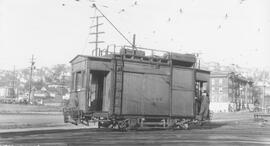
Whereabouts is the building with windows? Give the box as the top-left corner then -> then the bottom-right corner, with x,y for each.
210,71 -> 253,112
254,83 -> 270,110
0,86 -> 15,98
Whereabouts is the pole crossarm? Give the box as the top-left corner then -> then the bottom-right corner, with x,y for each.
89,32 -> 105,35
89,41 -> 105,44
90,23 -> 104,28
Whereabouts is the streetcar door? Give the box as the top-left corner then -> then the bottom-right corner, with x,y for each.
88,70 -> 109,112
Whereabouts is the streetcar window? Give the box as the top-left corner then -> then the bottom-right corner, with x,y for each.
76,71 -> 82,90
81,71 -> 85,88
71,73 -> 75,90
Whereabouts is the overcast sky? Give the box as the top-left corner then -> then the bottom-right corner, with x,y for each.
0,0 -> 269,70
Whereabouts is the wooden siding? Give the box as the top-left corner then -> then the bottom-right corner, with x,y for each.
69,55 -> 208,118
122,73 -> 170,115
102,72 -> 111,112
88,60 -> 112,71
196,71 -> 210,82
123,62 -> 169,75
72,61 -> 87,72
172,68 -> 195,117
122,73 -> 143,115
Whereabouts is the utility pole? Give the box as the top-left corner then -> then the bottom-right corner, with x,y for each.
61,75 -> 65,97
263,70 -> 266,110
95,16 -> 99,55
89,15 -> 105,56
132,34 -> 136,50
12,65 -> 16,98
28,55 -> 35,103
232,73 -> 236,107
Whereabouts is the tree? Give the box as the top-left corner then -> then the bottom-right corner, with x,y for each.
32,79 -> 46,90
51,64 -> 69,83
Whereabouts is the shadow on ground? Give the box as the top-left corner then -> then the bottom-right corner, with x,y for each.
191,121 -> 227,130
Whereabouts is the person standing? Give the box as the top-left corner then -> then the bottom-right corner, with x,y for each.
195,90 -> 201,116
198,91 -> 210,121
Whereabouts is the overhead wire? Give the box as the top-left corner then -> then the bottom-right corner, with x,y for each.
92,4 -> 133,46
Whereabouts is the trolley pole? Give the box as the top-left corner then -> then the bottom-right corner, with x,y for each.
28,55 -> 35,103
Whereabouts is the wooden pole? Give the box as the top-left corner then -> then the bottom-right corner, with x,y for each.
95,16 -> 99,56
132,34 -> 136,50
28,55 -> 35,102
12,65 -> 16,98
169,52 -> 173,124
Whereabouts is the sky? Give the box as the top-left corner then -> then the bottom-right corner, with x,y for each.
0,0 -> 270,70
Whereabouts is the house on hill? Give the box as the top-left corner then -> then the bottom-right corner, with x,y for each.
0,86 -> 15,98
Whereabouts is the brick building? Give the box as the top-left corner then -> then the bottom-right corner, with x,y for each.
210,71 -> 253,112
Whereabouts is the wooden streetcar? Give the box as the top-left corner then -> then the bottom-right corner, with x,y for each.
63,46 -> 210,131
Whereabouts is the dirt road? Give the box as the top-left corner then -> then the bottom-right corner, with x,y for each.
0,112 -> 270,146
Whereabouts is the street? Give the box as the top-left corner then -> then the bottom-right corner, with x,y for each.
0,113 -> 64,130
0,112 -> 270,146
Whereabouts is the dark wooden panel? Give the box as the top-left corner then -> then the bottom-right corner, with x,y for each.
88,60 -> 112,71
122,73 -> 143,115
77,90 -> 87,111
122,73 -> 170,116
171,53 -> 196,63
173,68 -> 194,90
102,72 -> 111,112
72,61 -> 87,72
123,62 -> 170,75
141,74 -> 170,115
196,71 -> 210,82
172,68 -> 195,117
172,90 -> 194,116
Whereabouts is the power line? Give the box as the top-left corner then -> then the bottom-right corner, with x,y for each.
92,4 -> 133,46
